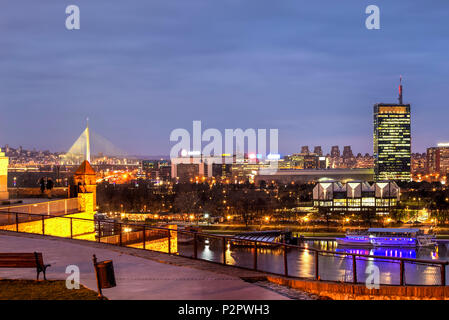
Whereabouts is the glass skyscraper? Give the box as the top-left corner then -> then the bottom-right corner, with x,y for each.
373,103 -> 411,182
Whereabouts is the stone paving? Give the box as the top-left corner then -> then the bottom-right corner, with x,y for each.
250,280 -> 324,300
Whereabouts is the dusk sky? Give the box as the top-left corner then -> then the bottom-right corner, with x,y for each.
1,0 -> 448,156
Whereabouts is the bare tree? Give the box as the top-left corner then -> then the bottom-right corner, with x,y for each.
174,192 -> 200,214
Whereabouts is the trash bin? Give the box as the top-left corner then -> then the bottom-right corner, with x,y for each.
96,260 -> 116,288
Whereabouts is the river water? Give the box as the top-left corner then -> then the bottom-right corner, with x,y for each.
178,237 -> 449,286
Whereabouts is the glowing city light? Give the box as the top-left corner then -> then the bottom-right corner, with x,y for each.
267,153 -> 281,160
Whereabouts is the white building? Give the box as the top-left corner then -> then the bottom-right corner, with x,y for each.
313,181 -> 400,215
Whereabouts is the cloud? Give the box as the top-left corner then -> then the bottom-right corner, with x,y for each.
1,0 -> 448,154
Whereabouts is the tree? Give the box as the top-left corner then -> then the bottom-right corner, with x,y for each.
174,192 -> 200,214
361,208 -> 376,227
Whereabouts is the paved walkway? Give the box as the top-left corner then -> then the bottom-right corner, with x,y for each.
0,233 -> 288,300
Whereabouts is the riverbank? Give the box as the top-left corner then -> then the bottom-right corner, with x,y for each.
200,224 -> 449,238
200,224 -> 344,237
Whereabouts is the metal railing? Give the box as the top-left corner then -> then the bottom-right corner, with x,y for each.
0,210 -> 447,286
0,198 -> 78,215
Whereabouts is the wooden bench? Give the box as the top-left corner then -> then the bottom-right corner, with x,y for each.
0,252 -> 51,280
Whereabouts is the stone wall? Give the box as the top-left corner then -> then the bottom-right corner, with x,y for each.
267,276 -> 449,300
0,193 -> 95,240
127,225 -> 178,253
78,192 -> 94,213
0,151 -> 9,200
100,224 -> 178,254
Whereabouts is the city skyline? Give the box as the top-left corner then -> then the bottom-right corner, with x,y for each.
2,0 -> 449,305
2,1 -> 449,155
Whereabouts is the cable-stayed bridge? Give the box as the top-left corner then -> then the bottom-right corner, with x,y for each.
61,121 -> 128,165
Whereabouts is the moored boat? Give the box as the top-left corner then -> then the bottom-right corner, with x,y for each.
337,228 -> 436,248
336,230 -> 372,247
368,228 -> 436,247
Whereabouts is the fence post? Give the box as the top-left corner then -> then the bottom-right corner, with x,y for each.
167,229 -> 171,254
441,263 -> 446,286
253,241 -> 258,271
119,223 -> 122,246
400,260 -> 405,286
193,232 -> 198,259
352,255 -> 357,284
15,213 -> 19,232
315,251 -> 319,280
143,226 -> 146,250
65,199 -> 67,214
222,237 -> 226,265
42,215 -> 45,235
70,218 -> 73,239
283,243 -> 288,277
97,221 -> 101,243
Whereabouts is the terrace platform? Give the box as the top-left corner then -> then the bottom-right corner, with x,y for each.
0,232 -> 288,300
0,198 -> 52,207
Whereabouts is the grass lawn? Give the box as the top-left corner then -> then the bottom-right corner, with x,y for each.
0,280 -> 101,300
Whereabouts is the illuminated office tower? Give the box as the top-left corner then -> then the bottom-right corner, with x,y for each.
343,146 -> 354,159
313,146 -> 323,156
373,78 -> 411,182
300,146 -> 310,154
330,146 -> 340,158
427,143 -> 449,176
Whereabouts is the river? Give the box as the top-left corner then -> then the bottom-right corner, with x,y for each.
178,237 -> 449,286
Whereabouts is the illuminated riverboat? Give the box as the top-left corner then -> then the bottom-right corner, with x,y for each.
368,228 -> 436,247
336,230 -> 372,247
337,228 -> 436,248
